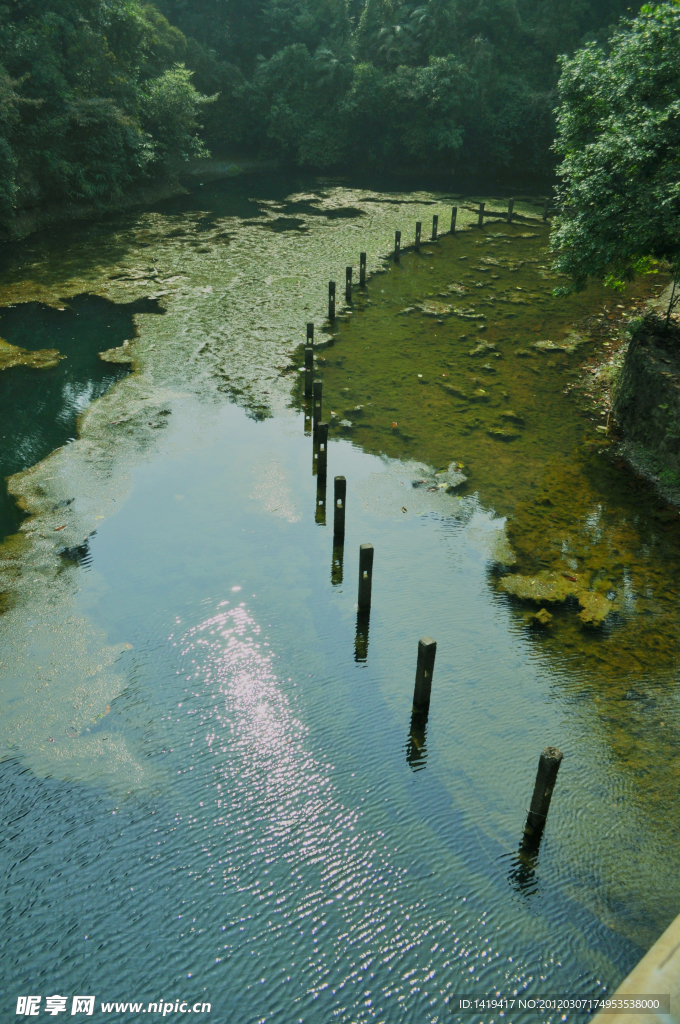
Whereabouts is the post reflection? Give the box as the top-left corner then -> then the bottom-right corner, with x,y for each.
506,841 -> 541,897
303,400 -> 312,437
354,608 -> 370,662
406,710 -> 428,771
331,541 -> 344,586
315,473 -> 326,525
505,807 -> 548,896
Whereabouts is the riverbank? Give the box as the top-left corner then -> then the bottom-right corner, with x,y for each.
568,281 -> 680,505
0,157 -> 277,243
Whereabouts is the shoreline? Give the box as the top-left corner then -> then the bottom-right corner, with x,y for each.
0,157 -> 278,244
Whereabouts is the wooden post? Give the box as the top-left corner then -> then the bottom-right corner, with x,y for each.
317,422 -> 328,479
415,221 -> 422,250
524,747 -> 563,839
333,476 -> 346,538
313,379 -> 322,437
507,198 -> 514,224
345,266 -> 352,303
478,202 -> 485,227
431,214 -> 438,241
543,198 -> 550,221
412,637 -> 436,713
328,280 -> 335,321
394,230 -> 401,261
306,322 -> 314,345
360,252 -> 366,287
304,345 -> 313,397
450,207 -> 457,234
357,543 -> 374,610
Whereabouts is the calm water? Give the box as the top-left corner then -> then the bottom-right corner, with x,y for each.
0,175 -> 678,1023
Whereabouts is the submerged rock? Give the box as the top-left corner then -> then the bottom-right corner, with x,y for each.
576,590 -> 612,626
501,570 -> 579,603
435,461 -> 468,491
529,607 -> 553,627
488,428 -> 520,440
500,410 -> 525,424
0,338 -> 64,371
500,570 -> 612,625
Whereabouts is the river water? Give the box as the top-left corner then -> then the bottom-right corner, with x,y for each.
0,173 -> 678,1023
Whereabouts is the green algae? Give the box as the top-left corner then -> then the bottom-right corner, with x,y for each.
0,337 -> 64,370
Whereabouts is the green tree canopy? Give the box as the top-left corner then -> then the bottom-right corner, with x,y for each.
551,1 -> 680,311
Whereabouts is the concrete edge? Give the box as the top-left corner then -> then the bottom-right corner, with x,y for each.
590,914 -> 680,1024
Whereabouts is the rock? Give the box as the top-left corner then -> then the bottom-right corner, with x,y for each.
434,461 -> 468,491
576,590 -> 612,626
500,571 -> 612,625
501,410 -> 525,424
468,342 -> 497,356
500,570 -> 579,603
419,301 -> 453,317
529,607 -> 553,626
441,383 -> 469,400
533,340 -> 562,352
488,428 -> 520,440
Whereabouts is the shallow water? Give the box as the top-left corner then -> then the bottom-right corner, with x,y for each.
0,176 -> 678,1023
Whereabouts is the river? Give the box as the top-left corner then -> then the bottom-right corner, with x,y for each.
0,172 -> 678,1023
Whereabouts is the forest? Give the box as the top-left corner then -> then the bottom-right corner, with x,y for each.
0,0 -> 648,224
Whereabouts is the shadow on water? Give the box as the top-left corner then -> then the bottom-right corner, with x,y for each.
0,294 -> 163,541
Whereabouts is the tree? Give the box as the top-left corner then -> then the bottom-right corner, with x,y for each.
551,1 -> 680,323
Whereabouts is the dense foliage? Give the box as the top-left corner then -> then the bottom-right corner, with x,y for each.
156,0 -> 641,175
0,0 -> 647,227
0,0 -> 212,221
551,1 -> 680,318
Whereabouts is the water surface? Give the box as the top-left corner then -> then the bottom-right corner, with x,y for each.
0,177 -> 677,1023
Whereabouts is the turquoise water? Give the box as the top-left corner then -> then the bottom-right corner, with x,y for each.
0,175 -> 677,1023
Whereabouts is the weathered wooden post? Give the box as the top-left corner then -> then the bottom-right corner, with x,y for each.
328,280 -> 336,321
307,322 -> 314,345
450,207 -> 457,234
345,266 -> 352,303
394,230 -> 401,261
412,637 -> 436,713
523,746 -> 563,843
431,214 -> 438,241
333,476 -> 346,538
360,252 -> 367,287
542,197 -> 550,221
478,202 -> 485,227
507,198 -> 515,224
317,422 -> 328,479
313,379 -> 322,438
304,344 -> 314,397
357,543 -> 374,610
415,221 -> 422,250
